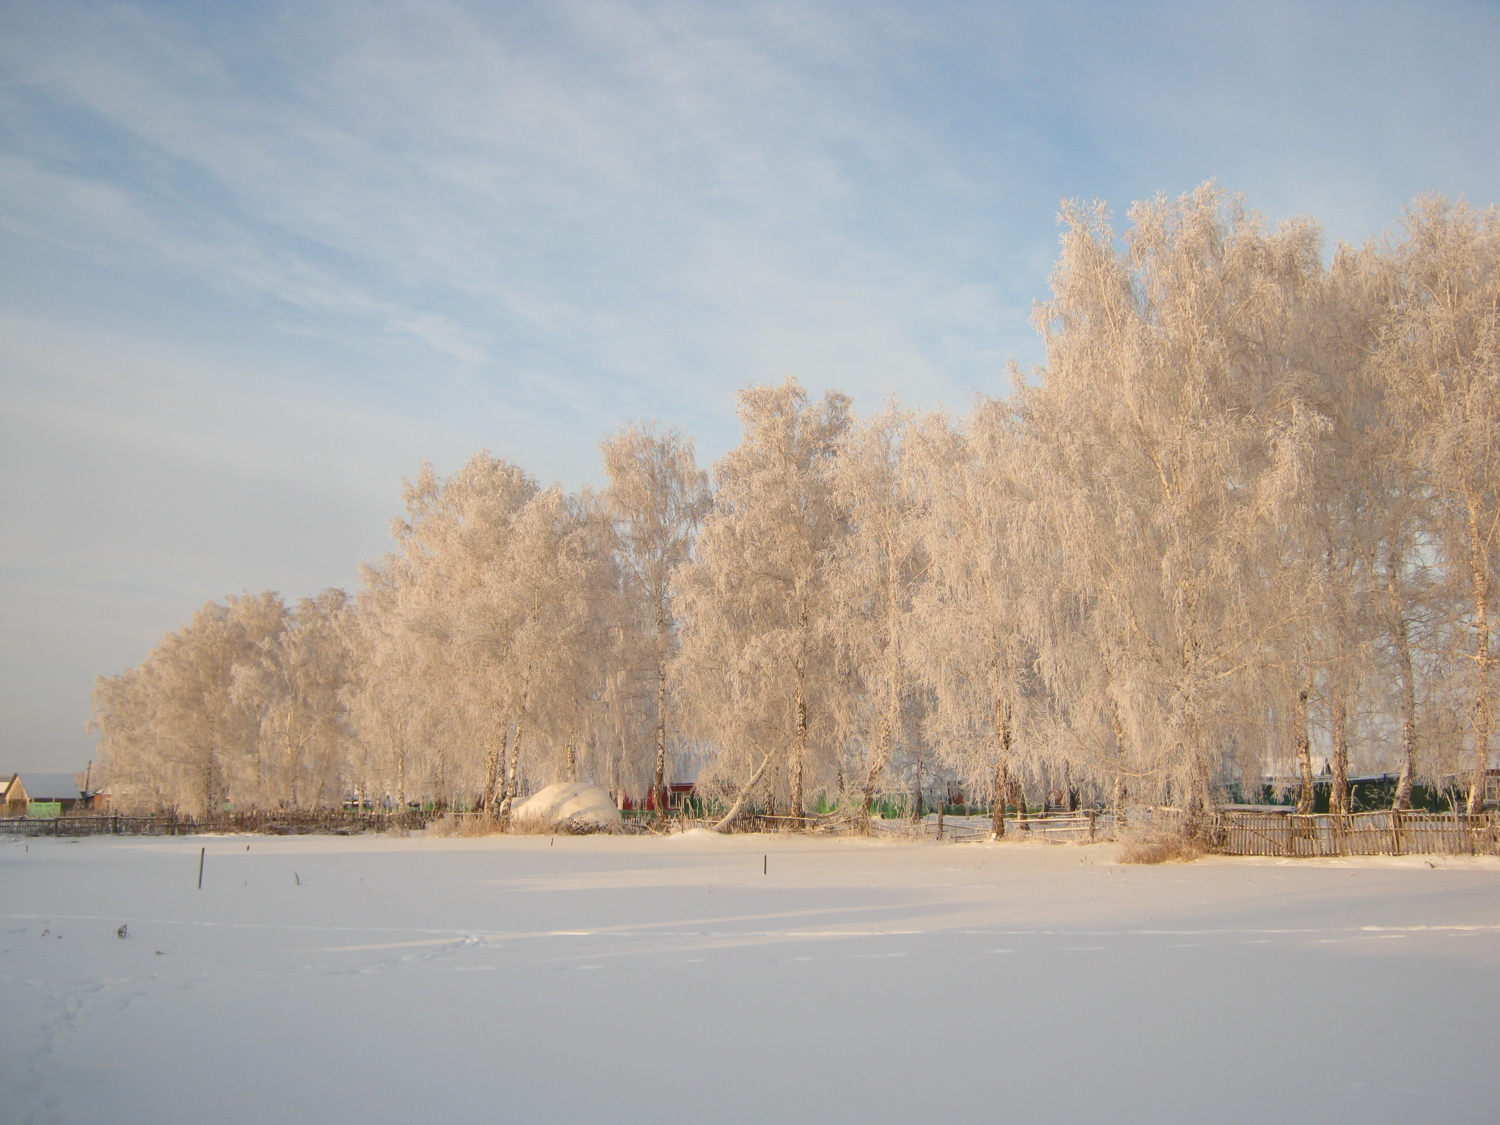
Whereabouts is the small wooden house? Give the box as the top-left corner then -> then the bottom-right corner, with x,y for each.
1,772 -> 88,816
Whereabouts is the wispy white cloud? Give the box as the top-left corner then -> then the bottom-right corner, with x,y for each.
0,0 -> 1037,411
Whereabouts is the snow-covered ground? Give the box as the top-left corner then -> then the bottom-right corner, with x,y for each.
4,830 -> 1497,1125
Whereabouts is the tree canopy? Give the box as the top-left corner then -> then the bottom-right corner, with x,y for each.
94,187 -> 1500,823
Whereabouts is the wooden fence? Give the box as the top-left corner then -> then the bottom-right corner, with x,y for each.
1209,809 -> 1499,857
867,812 -> 1108,842
7,806 -> 1493,857
0,809 -> 440,837
0,814 -> 180,837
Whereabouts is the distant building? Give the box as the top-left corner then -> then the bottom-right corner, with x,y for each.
1,772 -> 99,816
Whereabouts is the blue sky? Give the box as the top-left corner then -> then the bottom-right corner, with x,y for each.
2,0 -> 1497,770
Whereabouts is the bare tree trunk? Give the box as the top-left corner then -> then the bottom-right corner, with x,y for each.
910,738 -> 923,824
1109,700 -> 1128,823
202,759 -> 216,819
1295,682 -> 1314,813
762,759 -> 779,819
499,673 -> 534,823
481,726 -> 505,813
651,615 -> 669,817
790,677 -> 807,823
1330,691 -> 1350,815
1469,696 -> 1493,816
713,750 -> 779,831
1466,505 -> 1494,815
991,757 -> 1008,838
1392,614 -> 1417,812
396,743 -> 406,813
205,713 -> 222,816
498,719 -> 523,821
861,690 -> 897,823
991,700 -> 1012,839
1183,723 -> 1215,830
285,718 -> 298,810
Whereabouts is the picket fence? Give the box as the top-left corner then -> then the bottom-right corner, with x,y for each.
863,808 -> 1498,856
1208,809 -> 1498,858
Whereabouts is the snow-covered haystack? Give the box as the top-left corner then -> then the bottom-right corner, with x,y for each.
511,782 -> 623,834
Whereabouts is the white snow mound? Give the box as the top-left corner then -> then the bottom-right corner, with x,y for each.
511,782 -> 623,833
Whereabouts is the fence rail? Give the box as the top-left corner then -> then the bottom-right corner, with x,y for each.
1209,810 -> 1498,857
865,808 -> 1499,856
6,806 -> 1493,857
865,812 -> 1108,842
0,809 -> 440,838
0,814 -> 180,837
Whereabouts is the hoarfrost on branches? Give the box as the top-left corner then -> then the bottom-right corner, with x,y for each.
92,187 -> 1499,822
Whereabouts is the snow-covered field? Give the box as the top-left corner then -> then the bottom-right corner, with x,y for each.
4,831 -> 1497,1125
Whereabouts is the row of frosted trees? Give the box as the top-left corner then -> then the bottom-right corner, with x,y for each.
93,186 -> 1499,829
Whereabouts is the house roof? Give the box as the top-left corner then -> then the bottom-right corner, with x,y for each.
12,773 -> 84,801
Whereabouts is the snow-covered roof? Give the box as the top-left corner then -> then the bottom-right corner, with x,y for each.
14,773 -> 84,801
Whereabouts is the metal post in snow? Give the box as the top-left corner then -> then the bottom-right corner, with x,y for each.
197,847 -> 205,890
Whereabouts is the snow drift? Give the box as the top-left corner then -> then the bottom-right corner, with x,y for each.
510,782 -> 622,833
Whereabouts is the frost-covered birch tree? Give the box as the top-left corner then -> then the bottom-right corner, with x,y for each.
906,401 -> 1043,835
1378,198 -> 1500,812
827,405 -> 928,821
93,592 -> 289,814
488,486 -> 617,818
674,379 -> 852,828
354,455 -> 539,811
231,589 -> 353,809
601,423 -> 710,814
1025,186 -> 1326,822
354,455 -> 616,818
92,185 -> 1495,826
